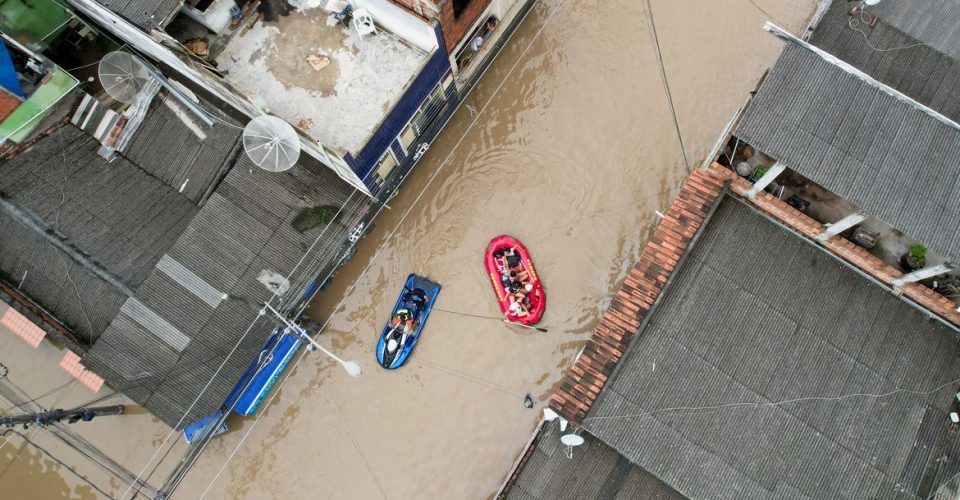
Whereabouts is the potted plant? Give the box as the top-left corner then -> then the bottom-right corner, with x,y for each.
901,244 -> 927,271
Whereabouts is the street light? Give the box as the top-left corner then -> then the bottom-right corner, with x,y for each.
261,304 -> 363,377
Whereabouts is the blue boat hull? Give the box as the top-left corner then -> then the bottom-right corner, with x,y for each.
376,274 -> 441,369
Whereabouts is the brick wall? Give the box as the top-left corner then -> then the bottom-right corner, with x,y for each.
438,0 -> 493,54
0,88 -> 21,123
388,0 -> 491,53
388,0 -> 434,21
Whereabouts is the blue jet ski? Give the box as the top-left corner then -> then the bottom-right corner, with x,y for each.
376,274 -> 441,369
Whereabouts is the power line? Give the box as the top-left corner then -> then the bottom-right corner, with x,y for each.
124,152 -> 389,500
0,429 -> 115,499
197,0 -> 573,496
582,376 -> 960,423
644,0 -> 690,174
1,380 -> 74,413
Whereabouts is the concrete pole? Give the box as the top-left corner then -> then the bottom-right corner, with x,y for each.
892,263 -> 954,287
746,162 -> 786,199
815,212 -> 866,242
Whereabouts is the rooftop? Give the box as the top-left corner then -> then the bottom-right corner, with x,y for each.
869,0 -> 960,63
518,169 -> 960,500
122,95 -> 243,202
734,41 -> 960,262
506,422 -> 682,500
81,152 -> 370,427
93,0 -> 181,31
0,124 -> 199,344
810,0 -> 960,123
584,196 -> 960,499
212,8 -> 428,153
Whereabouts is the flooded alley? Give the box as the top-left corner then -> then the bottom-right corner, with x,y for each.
2,0 -> 817,498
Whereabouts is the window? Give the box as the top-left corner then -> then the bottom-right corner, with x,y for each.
453,15 -> 498,71
398,82 -> 449,151
375,150 -> 398,183
453,0 -> 472,18
400,124 -> 417,152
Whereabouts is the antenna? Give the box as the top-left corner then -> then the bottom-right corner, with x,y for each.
561,433 -> 584,458
243,116 -> 301,172
98,51 -> 150,103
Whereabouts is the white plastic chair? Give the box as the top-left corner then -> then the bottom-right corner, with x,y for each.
352,8 -> 377,39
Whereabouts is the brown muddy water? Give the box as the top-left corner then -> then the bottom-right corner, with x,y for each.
1,0 -> 816,498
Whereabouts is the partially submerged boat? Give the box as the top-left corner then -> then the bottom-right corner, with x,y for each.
485,235 -> 545,325
376,274 -> 441,369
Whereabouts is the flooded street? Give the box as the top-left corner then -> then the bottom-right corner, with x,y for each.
2,0 -> 816,498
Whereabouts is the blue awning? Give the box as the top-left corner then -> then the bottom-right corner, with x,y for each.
0,43 -> 25,99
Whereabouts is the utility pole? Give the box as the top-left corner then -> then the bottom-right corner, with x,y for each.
1,405 -> 124,427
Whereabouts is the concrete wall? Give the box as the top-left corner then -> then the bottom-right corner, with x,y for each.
390,0 -> 494,54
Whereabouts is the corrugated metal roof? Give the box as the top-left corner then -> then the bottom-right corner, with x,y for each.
122,97 -> 243,203
93,0 -> 182,31
582,198 -> 960,500
870,0 -> 960,63
811,0 -> 960,124
736,42 -> 960,261
506,422 -> 683,500
83,153 -> 370,427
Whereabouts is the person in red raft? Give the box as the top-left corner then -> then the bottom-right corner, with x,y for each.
493,248 -> 536,318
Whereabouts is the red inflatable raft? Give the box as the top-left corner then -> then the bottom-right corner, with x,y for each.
485,235 -> 546,326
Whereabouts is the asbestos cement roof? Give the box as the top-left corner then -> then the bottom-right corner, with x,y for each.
506,422 -> 683,500
82,153 -> 370,427
582,197 -> 960,500
734,42 -> 960,261
0,125 -> 199,344
123,96 -> 243,203
868,0 -> 960,63
94,0 -> 182,31
810,0 -> 960,123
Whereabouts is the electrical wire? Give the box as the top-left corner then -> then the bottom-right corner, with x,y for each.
0,430 -> 115,499
196,1 -> 573,496
1,380 -> 76,413
582,376 -> 960,423
121,145 -> 385,500
848,10 -> 925,53
644,0 -> 690,174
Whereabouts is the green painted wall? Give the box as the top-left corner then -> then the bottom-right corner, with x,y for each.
0,66 -> 77,141
0,0 -> 72,44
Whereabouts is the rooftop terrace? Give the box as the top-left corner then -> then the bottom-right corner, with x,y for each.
213,8 -> 428,153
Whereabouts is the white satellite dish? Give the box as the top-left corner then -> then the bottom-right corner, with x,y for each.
243,116 -> 301,172
560,434 -> 584,446
98,51 -> 151,103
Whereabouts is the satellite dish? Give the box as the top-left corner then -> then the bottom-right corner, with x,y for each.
560,434 -> 584,446
98,52 -> 150,103
243,116 -> 301,172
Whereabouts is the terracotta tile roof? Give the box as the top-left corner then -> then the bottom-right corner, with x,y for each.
1,307 -> 46,348
548,169 -> 728,425
59,351 -> 105,393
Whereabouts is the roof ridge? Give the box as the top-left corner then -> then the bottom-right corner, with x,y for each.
549,169 -> 727,424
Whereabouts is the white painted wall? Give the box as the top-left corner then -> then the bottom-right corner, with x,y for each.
352,0 -> 437,52
180,0 -> 237,34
